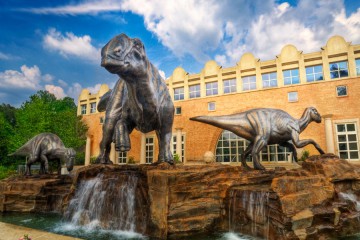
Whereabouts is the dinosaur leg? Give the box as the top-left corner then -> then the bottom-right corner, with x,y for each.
251,136 -> 267,170
25,155 -> 37,176
241,142 -> 253,170
96,80 -> 126,164
114,120 -> 132,152
39,161 -> 46,174
156,128 -> 174,165
281,141 -> 298,162
291,130 -> 325,155
40,154 -> 49,174
57,159 -> 61,175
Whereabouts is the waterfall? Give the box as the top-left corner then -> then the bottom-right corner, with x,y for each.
228,188 -> 270,238
64,173 -> 139,231
339,192 -> 360,211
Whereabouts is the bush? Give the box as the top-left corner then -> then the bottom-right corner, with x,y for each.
74,152 -> 85,165
299,150 -> 310,162
173,153 -> 182,164
128,156 -> 135,164
0,165 -> 16,180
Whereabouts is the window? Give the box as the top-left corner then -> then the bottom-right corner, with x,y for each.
174,87 -> 184,101
100,117 -> 104,124
283,69 -> 300,85
189,84 -> 201,98
288,92 -> 298,102
330,61 -> 348,79
118,152 -> 127,164
206,82 -> 218,96
208,102 -> 216,111
223,79 -> 237,94
81,104 -> 87,115
215,130 -> 291,163
262,72 -> 277,88
172,134 -> 185,162
336,86 -> 348,97
336,123 -> 359,160
306,65 -> 323,82
90,102 -> 96,113
145,137 -> 154,163
175,106 -> 182,115
242,75 -> 256,91
356,59 -> 360,76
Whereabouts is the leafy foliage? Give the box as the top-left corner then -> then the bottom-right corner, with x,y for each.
0,91 -> 88,171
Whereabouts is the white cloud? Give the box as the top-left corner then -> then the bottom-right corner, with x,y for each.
0,52 -> 10,60
45,84 -> 66,99
87,83 -> 102,94
43,28 -> 100,63
42,74 -> 54,83
158,70 -> 166,80
58,79 -> 68,87
23,0 -> 360,68
0,65 -> 42,90
67,82 -> 83,101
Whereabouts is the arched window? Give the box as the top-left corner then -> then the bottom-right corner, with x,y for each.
215,130 -> 293,163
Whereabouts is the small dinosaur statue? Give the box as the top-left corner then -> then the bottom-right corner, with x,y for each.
190,107 -> 325,170
96,33 -> 174,164
9,133 -> 75,175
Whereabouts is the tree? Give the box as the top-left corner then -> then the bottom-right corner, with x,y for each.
6,91 -> 88,167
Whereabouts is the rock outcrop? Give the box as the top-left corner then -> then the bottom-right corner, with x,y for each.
1,154 -> 360,240
0,175 -> 72,212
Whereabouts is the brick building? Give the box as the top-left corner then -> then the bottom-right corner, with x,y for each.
78,35 -> 360,167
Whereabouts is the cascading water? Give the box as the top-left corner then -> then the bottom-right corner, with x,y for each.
228,187 -> 270,239
339,191 -> 360,211
64,173 -> 145,233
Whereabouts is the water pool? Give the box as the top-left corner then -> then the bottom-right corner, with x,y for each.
0,212 -> 260,240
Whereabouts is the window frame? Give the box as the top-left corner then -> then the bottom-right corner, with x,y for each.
81,104 -> 87,115
174,87 -> 185,101
329,61 -> 349,79
90,102 -> 96,114
208,102 -> 216,111
262,72 -> 277,88
223,78 -> 237,94
117,151 -> 127,164
334,120 -> 360,161
305,65 -> 324,82
175,106 -> 182,115
145,136 -> 155,164
205,82 -> 218,96
189,84 -> 201,99
288,91 -> 298,102
336,85 -> 348,97
242,75 -> 256,91
283,68 -> 300,85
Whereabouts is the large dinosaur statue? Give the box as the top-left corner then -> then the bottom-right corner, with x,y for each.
9,133 -> 75,175
96,33 -> 174,164
190,107 -> 325,170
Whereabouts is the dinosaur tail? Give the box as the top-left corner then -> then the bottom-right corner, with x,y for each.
190,115 -> 237,130
7,141 -> 32,157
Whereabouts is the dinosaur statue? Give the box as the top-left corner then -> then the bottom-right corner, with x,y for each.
190,107 -> 325,170
9,133 -> 75,176
96,33 -> 174,164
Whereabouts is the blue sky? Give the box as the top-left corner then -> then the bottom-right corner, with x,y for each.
0,0 -> 359,106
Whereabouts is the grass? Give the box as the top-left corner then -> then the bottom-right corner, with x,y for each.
0,165 -> 17,180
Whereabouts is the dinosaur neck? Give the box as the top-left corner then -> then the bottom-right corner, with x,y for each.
298,109 -> 312,132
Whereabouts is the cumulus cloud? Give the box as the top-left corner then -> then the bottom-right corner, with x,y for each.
43,28 -> 100,63
158,70 -> 166,80
0,65 -> 42,90
22,0 -> 360,67
58,79 -> 68,87
45,84 -> 66,99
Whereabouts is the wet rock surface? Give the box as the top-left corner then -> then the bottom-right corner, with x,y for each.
1,155 -> 360,239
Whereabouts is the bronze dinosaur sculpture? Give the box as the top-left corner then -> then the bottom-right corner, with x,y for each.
96,33 -> 174,164
190,107 -> 325,170
9,133 -> 75,175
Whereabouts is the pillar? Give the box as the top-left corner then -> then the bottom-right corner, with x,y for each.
176,128 -> 183,162
140,133 -> 146,164
324,114 -> 335,154
110,142 -> 116,163
85,135 -> 91,166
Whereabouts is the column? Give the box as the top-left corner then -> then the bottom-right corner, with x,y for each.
324,114 -> 335,154
140,133 -> 146,164
85,135 -> 91,166
110,142 -> 116,163
176,128 -> 183,162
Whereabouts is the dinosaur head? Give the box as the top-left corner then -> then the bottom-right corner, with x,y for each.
101,33 -> 148,79
65,148 -> 76,172
308,107 -> 322,123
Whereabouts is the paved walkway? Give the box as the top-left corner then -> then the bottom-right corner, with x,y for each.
0,222 -> 82,240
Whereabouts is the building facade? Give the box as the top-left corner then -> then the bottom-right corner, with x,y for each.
78,35 -> 360,166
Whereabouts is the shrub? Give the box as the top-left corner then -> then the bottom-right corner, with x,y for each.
173,153 -> 182,164
299,150 -> 310,162
128,156 -> 135,164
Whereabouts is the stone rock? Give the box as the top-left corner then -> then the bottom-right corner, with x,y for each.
203,151 -> 215,163
302,154 -> 360,182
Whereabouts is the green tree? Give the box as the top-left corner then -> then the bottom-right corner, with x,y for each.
7,91 -> 88,167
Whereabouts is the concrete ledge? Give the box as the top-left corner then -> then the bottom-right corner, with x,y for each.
0,222 -> 82,240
